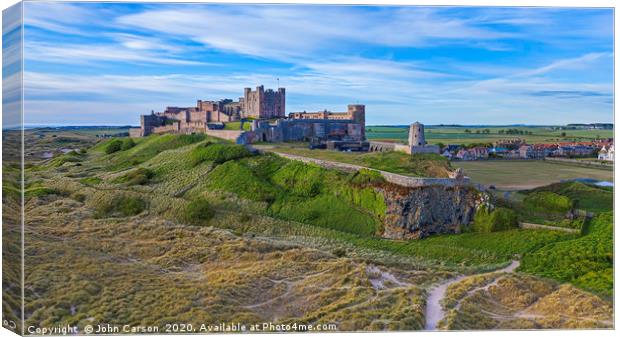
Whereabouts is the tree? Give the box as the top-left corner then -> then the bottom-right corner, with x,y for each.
464,129 -> 471,133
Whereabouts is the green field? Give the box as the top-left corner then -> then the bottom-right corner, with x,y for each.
452,160 -> 612,190
366,126 -> 613,145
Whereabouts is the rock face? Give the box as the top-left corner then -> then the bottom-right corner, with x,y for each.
377,184 -> 488,240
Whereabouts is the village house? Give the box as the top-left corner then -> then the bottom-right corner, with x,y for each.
519,144 -> 558,159
455,147 -> 488,160
598,144 -> 614,161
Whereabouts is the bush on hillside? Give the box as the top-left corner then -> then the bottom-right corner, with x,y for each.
472,207 -> 518,233
190,143 -> 252,166
523,191 -> 573,214
46,151 -> 84,167
120,138 -> 136,151
179,198 -> 214,225
93,194 -> 146,218
350,169 -> 386,186
114,168 -> 154,185
104,139 -> 123,154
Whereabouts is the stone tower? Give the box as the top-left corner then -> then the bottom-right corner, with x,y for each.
408,122 -> 425,147
242,85 -> 285,119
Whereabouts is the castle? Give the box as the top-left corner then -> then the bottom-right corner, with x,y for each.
130,86 -> 366,147
130,85 -> 287,137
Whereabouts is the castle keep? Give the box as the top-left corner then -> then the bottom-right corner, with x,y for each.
243,85 -> 286,119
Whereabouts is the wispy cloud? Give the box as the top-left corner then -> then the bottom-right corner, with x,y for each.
18,3 -> 614,125
116,5 -> 516,61
24,41 -> 209,66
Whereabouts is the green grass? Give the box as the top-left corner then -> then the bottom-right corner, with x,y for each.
203,156 -> 382,236
523,192 -> 573,214
97,134 -> 213,171
526,182 -> 613,213
259,143 -> 452,177
79,176 -> 102,186
43,151 -> 85,168
471,207 -> 518,233
327,227 -> 576,268
178,198 -> 214,225
104,139 -> 123,154
452,160 -> 612,190
189,143 -> 253,166
520,212 -> 613,297
223,121 -> 251,131
112,168 -> 155,186
91,193 -> 146,218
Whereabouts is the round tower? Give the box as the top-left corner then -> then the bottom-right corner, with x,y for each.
408,122 -> 425,147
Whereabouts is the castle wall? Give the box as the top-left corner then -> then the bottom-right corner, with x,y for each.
203,129 -> 244,142
129,128 -> 143,138
152,124 -> 179,134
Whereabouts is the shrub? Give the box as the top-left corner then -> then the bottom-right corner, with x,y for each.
92,193 -> 146,218
79,177 -> 102,186
180,198 -> 214,225
189,143 -> 252,166
114,168 -> 154,185
104,139 -> 123,154
523,191 -> 573,214
350,169 -> 385,186
24,187 -> 60,199
46,151 -> 84,167
472,207 -> 518,233
120,138 -> 136,151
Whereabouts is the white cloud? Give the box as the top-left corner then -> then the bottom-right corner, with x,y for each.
23,41 -> 208,66
116,5 -> 515,61
517,52 -> 612,77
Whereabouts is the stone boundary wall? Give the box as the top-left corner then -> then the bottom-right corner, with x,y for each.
268,151 -> 470,188
204,129 -> 244,142
519,222 -> 580,234
544,157 -> 613,169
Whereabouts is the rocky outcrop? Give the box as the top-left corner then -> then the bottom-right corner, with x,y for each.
377,184 -> 489,240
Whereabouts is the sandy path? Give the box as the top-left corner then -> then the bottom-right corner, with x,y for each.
424,260 -> 520,330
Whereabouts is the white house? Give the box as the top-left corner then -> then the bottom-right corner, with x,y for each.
598,144 -> 614,161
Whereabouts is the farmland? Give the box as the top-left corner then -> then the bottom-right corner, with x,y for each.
366,125 -> 613,145
452,160 -> 612,190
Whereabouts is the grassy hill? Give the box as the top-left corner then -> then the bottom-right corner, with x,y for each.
15,132 -> 613,330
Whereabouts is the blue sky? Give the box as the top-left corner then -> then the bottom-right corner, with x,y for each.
16,2 -> 614,126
